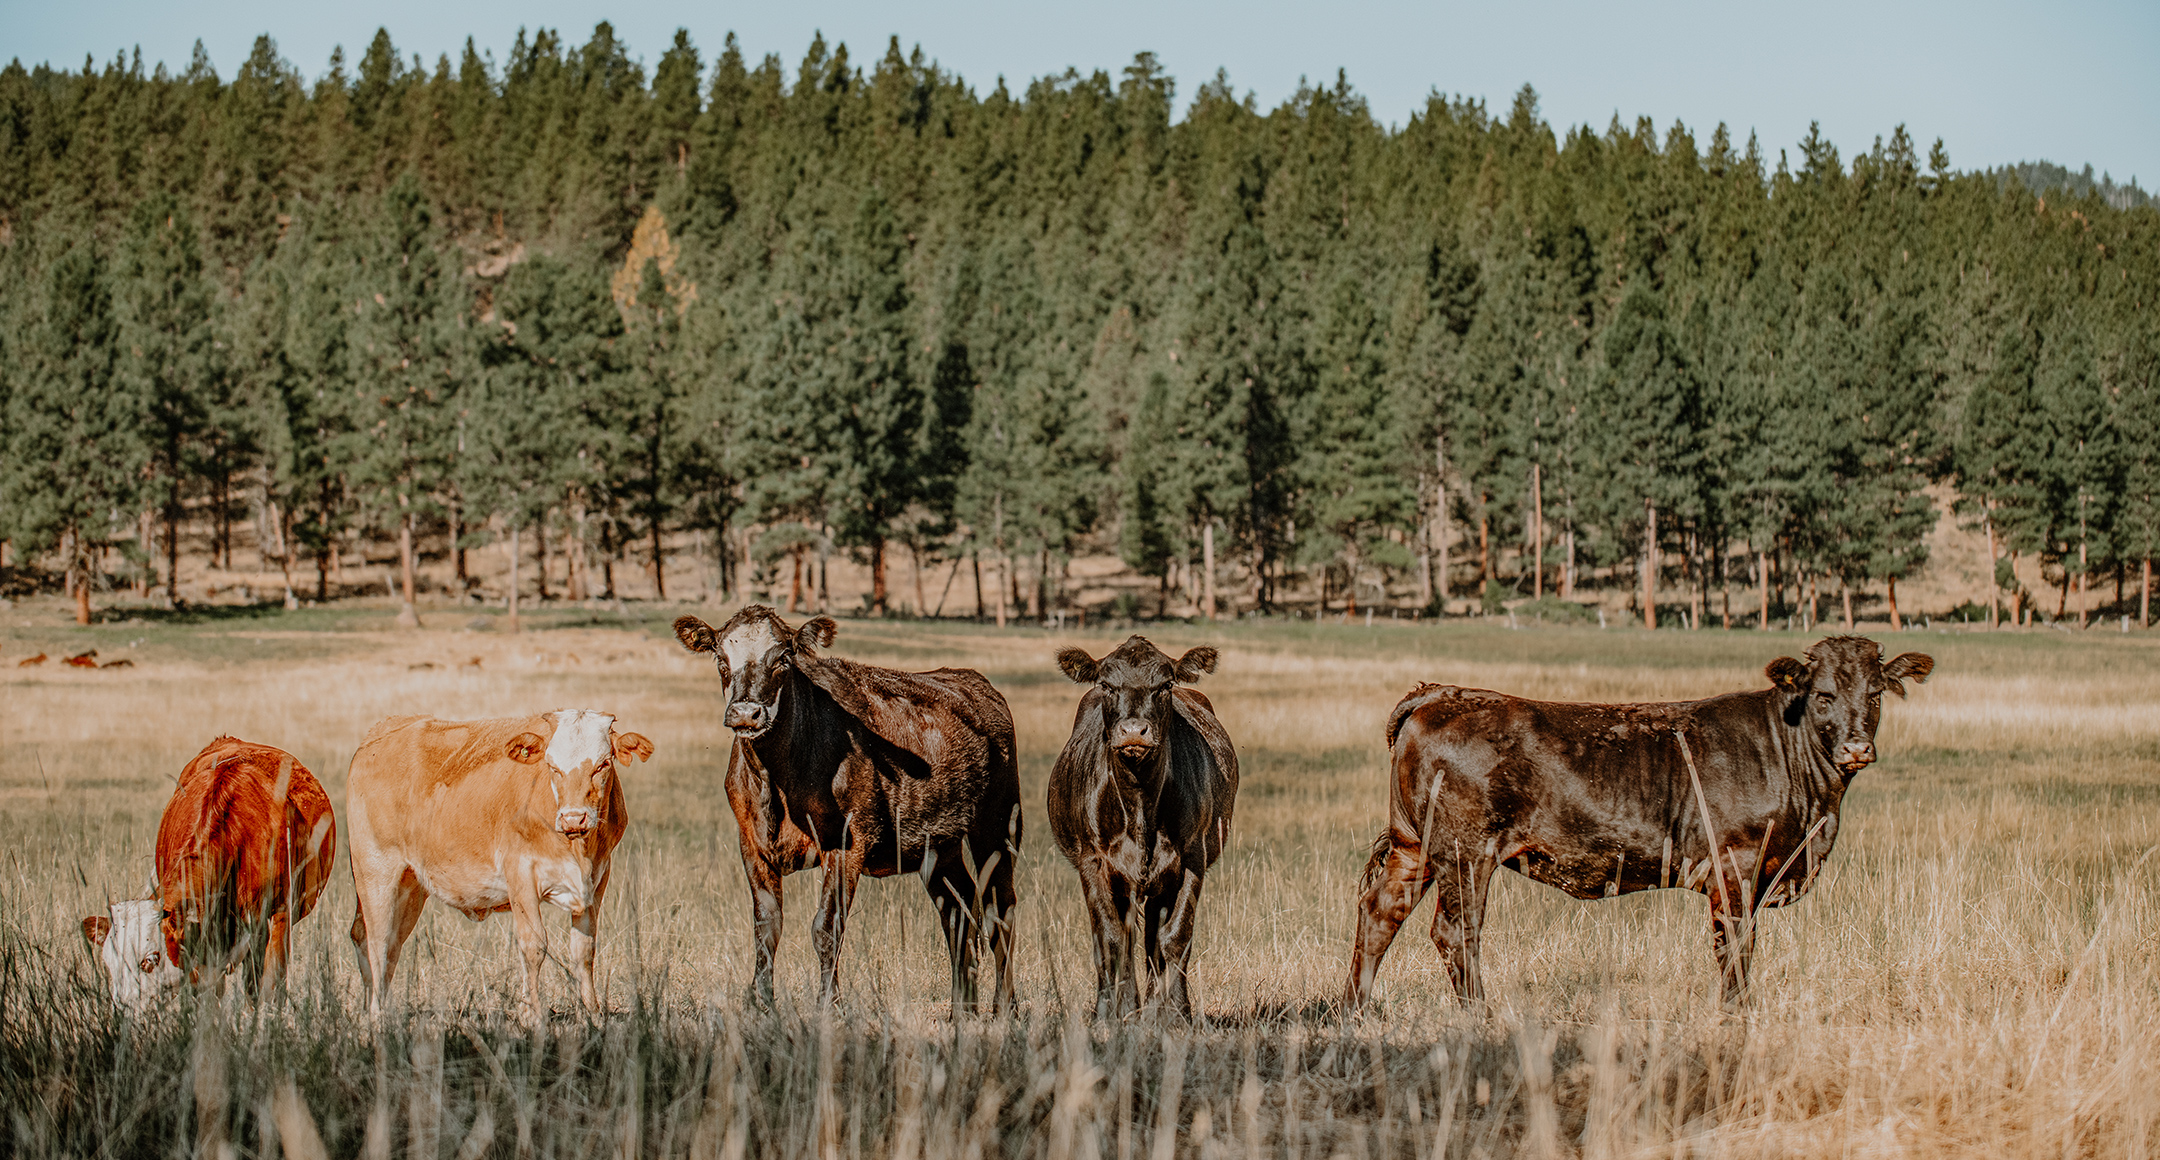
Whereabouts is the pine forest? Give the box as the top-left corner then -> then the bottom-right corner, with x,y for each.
2,26 -> 2155,631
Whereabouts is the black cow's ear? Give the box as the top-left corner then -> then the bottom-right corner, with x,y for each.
1174,647 -> 1219,683
1882,652 -> 1934,698
1056,647 -> 1099,683
1765,656 -> 1810,692
798,616 -> 839,655
674,616 -> 718,654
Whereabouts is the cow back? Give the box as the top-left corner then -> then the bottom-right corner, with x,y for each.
156,738 -> 337,953
347,714 -> 610,861
1163,688 -> 1238,870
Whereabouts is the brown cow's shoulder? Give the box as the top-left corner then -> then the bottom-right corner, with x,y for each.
799,656 -> 1013,759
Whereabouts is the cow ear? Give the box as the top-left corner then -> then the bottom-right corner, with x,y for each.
1881,652 -> 1934,698
83,916 -> 110,949
1765,656 -> 1810,692
1056,647 -> 1100,683
613,732 -> 655,764
505,732 -> 548,764
797,616 -> 838,655
674,616 -> 719,654
1174,647 -> 1219,683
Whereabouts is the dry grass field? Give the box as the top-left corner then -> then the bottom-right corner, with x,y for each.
3,598 -> 2158,1158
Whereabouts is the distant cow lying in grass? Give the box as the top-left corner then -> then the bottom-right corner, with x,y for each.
1346,636 -> 1933,1010
1050,636 -> 1238,1020
345,710 -> 653,1023
83,738 -> 337,1009
675,607 -> 1022,1012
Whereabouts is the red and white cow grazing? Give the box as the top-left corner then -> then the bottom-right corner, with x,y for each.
344,710 -> 653,1023
82,737 -> 338,1009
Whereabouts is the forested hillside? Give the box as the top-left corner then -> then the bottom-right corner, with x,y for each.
1,26 -> 2154,629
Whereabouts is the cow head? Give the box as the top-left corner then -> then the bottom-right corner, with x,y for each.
82,898 -> 184,1011
674,607 -> 836,739
1766,636 -> 1933,776
505,709 -> 653,838
1057,636 -> 1217,767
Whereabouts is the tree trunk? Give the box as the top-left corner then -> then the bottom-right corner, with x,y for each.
992,494 -> 1008,629
1530,464 -> 1543,601
997,550 -> 1012,629
651,516 -> 667,601
871,539 -> 888,615
1887,575 -> 1901,631
2077,538 -> 2088,628
817,542 -> 829,614
1202,520 -> 1217,620
452,500 -> 467,588
1478,511 -> 1491,588
1841,578 -> 1853,630
507,519 -> 522,633
1563,528 -> 1575,600
911,543 -> 927,617
536,511 -> 551,602
2142,557 -> 2152,629
165,502 -> 180,604
397,508 -> 420,628
1417,473 -> 1433,609
973,552 -> 985,621
1985,513 -> 2000,629
1435,437 -> 1450,613
75,573 -> 91,626
1641,498 -> 1657,630
788,547 -> 803,613
1759,550 -> 1772,631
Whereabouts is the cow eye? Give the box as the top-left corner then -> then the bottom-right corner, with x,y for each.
139,956 -> 158,973
1815,692 -> 1835,703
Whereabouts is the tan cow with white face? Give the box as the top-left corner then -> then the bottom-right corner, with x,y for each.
345,709 -> 653,1022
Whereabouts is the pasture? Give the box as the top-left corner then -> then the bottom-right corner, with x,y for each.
3,601 -> 2157,1158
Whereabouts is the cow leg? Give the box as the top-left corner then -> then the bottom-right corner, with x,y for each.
1428,842 -> 1494,1004
740,850 -> 787,1008
1076,859 -> 1138,1020
508,871 -> 551,1027
1152,870 -> 1208,1021
251,912 -> 291,999
811,849 -> 862,1006
1709,875 -> 1759,1009
1344,829 -> 1435,1009
922,841 -> 979,1014
567,859 -> 611,1015
354,867 -> 426,1015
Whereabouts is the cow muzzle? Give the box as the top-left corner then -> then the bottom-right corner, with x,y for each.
1833,741 -> 1876,773
1111,722 -> 1156,760
725,701 -> 774,735
555,808 -> 597,838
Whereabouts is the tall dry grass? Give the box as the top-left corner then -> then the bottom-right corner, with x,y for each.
3,609 -> 2157,1157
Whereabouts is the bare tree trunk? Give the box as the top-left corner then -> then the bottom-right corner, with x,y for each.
788,547 -> 803,614
973,552 -> 985,621
1985,512 -> 2000,629
1417,473 -> 1433,609
165,502 -> 181,604
1530,464 -> 1543,601
2143,557 -> 2152,629
871,539 -> 888,615
1888,576 -> 1903,630
1841,578 -> 1854,630
535,511 -> 551,602
1201,520 -> 1217,620
1478,511 -> 1491,589
992,494 -> 1007,629
2077,534 -> 2088,629
651,516 -> 667,601
452,500 -> 468,589
1759,549 -> 1772,631
397,500 -> 420,629
817,540 -> 829,614
507,519 -> 521,633
1563,527 -> 1575,600
1641,498 -> 1657,630
911,543 -> 927,617
1435,437 -> 1450,613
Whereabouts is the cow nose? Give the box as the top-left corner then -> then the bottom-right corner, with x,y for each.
1112,722 -> 1155,756
556,808 -> 595,836
1835,741 -> 1876,769
725,702 -> 768,732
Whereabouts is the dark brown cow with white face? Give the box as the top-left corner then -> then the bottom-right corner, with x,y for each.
675,606 -> 1021,1012
1050,636 -> 1238,1020
1346,636 -> 1932,1010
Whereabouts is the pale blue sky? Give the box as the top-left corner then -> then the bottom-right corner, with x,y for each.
6,0 -> 2155,188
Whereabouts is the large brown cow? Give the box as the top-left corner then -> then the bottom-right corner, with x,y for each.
1050,637 -> 1238,1020
1346,636 -> 1932,1009
345,710 -> 653,1022
82,737 -> 337,1009
674,607 -> 1021,1012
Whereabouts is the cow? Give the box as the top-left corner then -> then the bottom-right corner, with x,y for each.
82,737 -> 338,1009
66,650 -> 98,668
1345,636 -> 1933,1010
17,653 -> 47,667
344,710 -> 653,1022
1050,636 -> 1238,1020
674,607 -> 1021,1013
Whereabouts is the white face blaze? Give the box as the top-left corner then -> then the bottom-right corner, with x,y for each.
96,899 -> 183,1011
546,709 -> 617,835
720,619 -> 782,682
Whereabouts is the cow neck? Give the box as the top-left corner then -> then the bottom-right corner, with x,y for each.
740,666 -> 822,792
1761,688 -> 1847,802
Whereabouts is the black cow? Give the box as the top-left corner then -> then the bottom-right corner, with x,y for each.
1051,636 -> 1238,1019
675,607 -> 1021,1012
1346,636 -> 1932,1009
